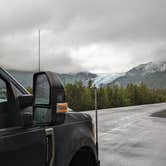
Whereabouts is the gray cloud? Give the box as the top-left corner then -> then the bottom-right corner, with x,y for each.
152,45 -> 166,62
0,0 -> 166,73
1,0 -> 166,41
0,35 -> 85,73
40,50 -> 86,73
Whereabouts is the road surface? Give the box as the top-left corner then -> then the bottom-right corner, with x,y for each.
87,103 -> 166,166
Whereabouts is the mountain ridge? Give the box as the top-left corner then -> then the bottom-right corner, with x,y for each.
109,61 -> 166,88
7,61 -> 166,89
8,70 -> 120,88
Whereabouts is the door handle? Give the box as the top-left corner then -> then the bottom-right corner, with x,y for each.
45,128 -> 55,166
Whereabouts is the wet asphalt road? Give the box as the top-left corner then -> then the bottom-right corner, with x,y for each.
87,103 -> 166,166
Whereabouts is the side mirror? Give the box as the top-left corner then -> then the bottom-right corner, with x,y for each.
18,95 -> 33,109
21,111 -> 33,127
33,72 -> 66,124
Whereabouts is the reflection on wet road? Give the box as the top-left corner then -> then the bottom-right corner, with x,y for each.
87,103 -> 166,166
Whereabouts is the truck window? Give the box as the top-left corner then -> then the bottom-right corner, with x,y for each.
0,79 -> 7,103
0,78 -> 8,128
0,78 -> 21,128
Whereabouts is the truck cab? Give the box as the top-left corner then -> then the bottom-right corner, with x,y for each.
0,68 -> 99,166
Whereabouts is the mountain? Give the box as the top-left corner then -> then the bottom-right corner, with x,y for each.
7,61 -> 166,89
110,61 -> 166,89
92,73 -> 124,87
7,69 -> 123,88
7,70 -> 98,88
58,72 -> 123,87
59,72 -> 97,85
126,61 -> 166,76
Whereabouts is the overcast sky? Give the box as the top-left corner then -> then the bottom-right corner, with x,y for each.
0,0 -> 166,73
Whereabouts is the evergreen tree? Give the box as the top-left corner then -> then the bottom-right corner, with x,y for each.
65,82 -> 166,111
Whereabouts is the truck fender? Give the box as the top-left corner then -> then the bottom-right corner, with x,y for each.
54,118 -> 97,166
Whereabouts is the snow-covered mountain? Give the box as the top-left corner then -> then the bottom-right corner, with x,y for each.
93,73 -> 125,87
7,70 -> 123,88
59,72 -> 97,85
8,70 -> 97,88
7,61 -> 166,89
110,61 -> 166,88
77,61 -> 166,87
127,61 -> 166,76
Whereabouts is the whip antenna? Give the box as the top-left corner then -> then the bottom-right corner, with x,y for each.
95,87 -> 99,160
38,29 -> 41,72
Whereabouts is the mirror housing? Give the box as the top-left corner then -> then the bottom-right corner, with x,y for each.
33,71 -> 66,124
18,95 -> 33,109
21,111 -> 33,127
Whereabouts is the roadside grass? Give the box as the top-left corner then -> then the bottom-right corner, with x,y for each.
151,110 -> 166,118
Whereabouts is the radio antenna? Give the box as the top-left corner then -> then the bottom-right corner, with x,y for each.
95,87 -> 99,161
38,29 -> 41,72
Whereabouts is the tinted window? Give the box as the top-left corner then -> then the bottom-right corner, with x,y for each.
35,74 -> 50,105
0,79 -> 8,129
0,79 -> 7,103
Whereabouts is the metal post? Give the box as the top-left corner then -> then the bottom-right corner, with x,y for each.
95,87 -> 99,160
38,30 -> 41,72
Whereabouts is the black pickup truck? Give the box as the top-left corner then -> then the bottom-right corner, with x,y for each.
0,68 -> 100,166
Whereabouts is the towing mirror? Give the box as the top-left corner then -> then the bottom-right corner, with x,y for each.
33,72 -> 66,124
18,95 -> 33,127
21,112 -> 33,127
18,95 -> 33,109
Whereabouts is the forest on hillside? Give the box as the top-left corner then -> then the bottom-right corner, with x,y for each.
65,82 -> 166,111
27,81 -> 166,111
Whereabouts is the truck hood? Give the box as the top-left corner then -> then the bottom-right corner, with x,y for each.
64,112 -> 92,123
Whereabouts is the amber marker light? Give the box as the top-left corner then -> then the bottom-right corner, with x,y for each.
56,103 -> 68,113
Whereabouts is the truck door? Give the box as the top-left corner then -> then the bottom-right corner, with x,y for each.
0,127 -> 46,166
0,73 -> 46,166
